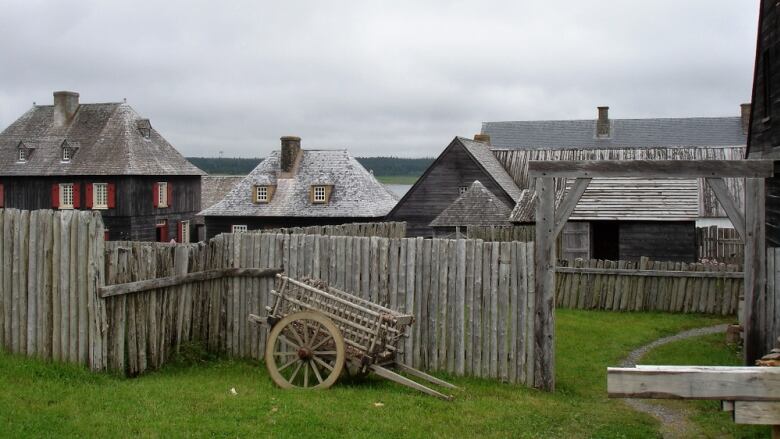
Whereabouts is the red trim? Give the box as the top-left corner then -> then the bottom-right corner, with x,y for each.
0,184 -> 4,208
156,220 -> 168,242
177,221 -> 183,243
107,183 -> 116,208
104,230 -> 110,241
72,183 -> 81,209
152,182 -> 159,208
167,182 -> 173,207
51,184 -> 59,208
85,183 -> 93,209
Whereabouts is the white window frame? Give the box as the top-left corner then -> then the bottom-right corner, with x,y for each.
458,186 -> 469,195
256,186 -> 268,203
180,220 -> 190,244
93,183 -> 108,209
59,183 -> 74,209
18,148 -> 26,162
157,182 -> 168,208
313,185 -> 326,203
232,225 -> 248,233
62,147 -> 71,162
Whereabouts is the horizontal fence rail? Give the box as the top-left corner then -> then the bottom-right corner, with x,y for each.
555,257 -> 743,315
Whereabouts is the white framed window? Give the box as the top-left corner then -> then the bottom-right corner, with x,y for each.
62,147 -> 71,162
458,186 -> 469,195
18,148 -> 27,162
157,182 -> 168,208
313,185 -> 326,203
60,183 -> 74,209
256,186 -> 268,202
232,225 -> 248,233
156,219 -> 168,226
93,183 -> 108,209
180,220 -> 190,244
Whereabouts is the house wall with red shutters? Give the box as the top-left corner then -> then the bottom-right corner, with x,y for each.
0,175 -> 201,242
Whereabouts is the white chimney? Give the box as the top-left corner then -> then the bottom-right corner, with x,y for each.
53,91 -> 79,127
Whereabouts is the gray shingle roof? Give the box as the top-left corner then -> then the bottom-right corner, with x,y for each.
510,178 -> 700,222
482,117 -> 746,149
201,176 -> 244,209
430,180 -> 512,227
457,137 -> 523,202
199,149 -> 398,217
0,103 -> 204,176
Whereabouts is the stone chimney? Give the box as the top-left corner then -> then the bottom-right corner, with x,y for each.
280,136 -> 301,173
473,134 -> 491,145
596,106 -> 610,138
740,103 -> 751,134
53,91 -> 79,127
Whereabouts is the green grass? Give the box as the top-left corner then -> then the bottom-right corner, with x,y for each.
375,175 -> 419,185
0,310 -> 733,438
641,333 -> 770,438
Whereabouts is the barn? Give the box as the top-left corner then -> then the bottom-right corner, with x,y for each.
199,136 -> 398,239
0,91 -> 204,242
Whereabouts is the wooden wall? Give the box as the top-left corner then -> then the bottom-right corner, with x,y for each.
387,140 -> 517,237
765,248 -> 780,355
618,222 -> 696,262
696,226 -> 744,264
262,221 -> 406,238
0,175 -> 201,242
203,216 -> 385,240
748,0 -> 780,161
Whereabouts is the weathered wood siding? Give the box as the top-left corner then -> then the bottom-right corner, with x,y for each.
697,226 -> 744,264
618,222 -> 696,262
0,175 -> 201,242
556,257 -> 743,315
387,141 -> 517,237
765,247 -> 780,354
203,216 -> 386,240
261,221 -> 406,238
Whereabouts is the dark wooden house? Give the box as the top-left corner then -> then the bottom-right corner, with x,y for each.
386,136 -> 522,237
199,136 -> 398,239
0,91 -> 205,242
429,180 -> 512,238
746,0 -> 779,246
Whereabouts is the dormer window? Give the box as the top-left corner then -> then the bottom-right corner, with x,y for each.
252,185 -> 275,204
310,185 -> 332,204
18,148 -> 27,162
137,119 -> 152,139
62,146 -> 71,162
60,140 -> 78,162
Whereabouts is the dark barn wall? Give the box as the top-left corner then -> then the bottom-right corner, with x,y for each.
387,142 -> 516,237
618,221 -> 696,262
748,0 -> 779,246
203,216 -> 384,240
0,175 -> 201,242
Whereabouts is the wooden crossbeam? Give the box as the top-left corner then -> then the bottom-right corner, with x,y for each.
553,178 -> 591,238
99,267 -> 283,298
555,266 -> 744,279
607,366 -> 780,401
705,177 -> 746,240
528,160 -> 774,178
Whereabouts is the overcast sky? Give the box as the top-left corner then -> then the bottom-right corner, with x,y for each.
0,1 -> 760,158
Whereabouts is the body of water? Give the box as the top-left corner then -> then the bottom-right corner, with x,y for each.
385,184 -> 412,198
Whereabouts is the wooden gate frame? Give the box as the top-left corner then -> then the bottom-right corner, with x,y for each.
528,159 -> 775,391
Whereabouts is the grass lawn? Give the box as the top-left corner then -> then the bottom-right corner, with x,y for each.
0,310 -> 737,438
375,175 -> 419,184
641,333 -> 770,438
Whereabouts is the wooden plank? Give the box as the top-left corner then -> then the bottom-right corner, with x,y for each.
379,238 -> 389,306
455,239 -> 466,375
481,239 -> 491,377
534,176 -> 556,391
607,366 -> 780,400
489,242 -> 499,378
446,240 -> 456,372
439,240 -> 450,370
413,237 -> 424,369
2,210 -> 12,351
472,240 -> 483,378
404,238 -> 417,367
554,266 -> 744,279
497,242 -> 510,381
515,242 -> 528,384
706,177 -> 747,240
463,239 -> 474,376
26,211 -> 38,356
553,178 -> 592,237
99,267 -> 283,297
527,159 -> 775,178
429,239 -> 439,369
525,241 -> 536,385
734,401 -> 780,425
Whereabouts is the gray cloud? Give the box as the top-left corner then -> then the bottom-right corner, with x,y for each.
0,0 -> 760,158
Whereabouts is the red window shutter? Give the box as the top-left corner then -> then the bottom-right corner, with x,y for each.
0,184 -> 4,208
85,183 -> 93,209
177,221 -> 183,243
152,182 -> 159,208
107,183 -> 116,208
72,183 -> 81,209
51,184 -> 60,208
167,182 -> 173,207
104,230 -> 109,241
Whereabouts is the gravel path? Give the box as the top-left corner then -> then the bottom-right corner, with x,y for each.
619,324 -> 729,439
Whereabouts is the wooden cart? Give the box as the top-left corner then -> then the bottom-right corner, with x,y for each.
248,274 -> 457,400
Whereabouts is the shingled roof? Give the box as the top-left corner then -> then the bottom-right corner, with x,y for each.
430,180 -> 512,227
510,178 -> 700,222
458,137 -> 523,202
201,176 -> 244,209
0,93 -> 204,176
482,116 -> 746,149
199,148 -> 398,218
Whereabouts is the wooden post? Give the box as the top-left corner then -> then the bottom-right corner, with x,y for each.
534,176 -> 556,391
744,177 -> 767,365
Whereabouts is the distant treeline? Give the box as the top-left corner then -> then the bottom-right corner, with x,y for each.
187,156 -> 434,176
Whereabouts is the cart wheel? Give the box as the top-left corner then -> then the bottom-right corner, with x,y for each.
265,311 -> 346,390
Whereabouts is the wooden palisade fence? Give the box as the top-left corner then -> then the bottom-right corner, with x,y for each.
696,225 -> 744,264
263,221 -> 406,239
0,209 -> 542,387
466,225 -> 535,243
556,257 -> 743,315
